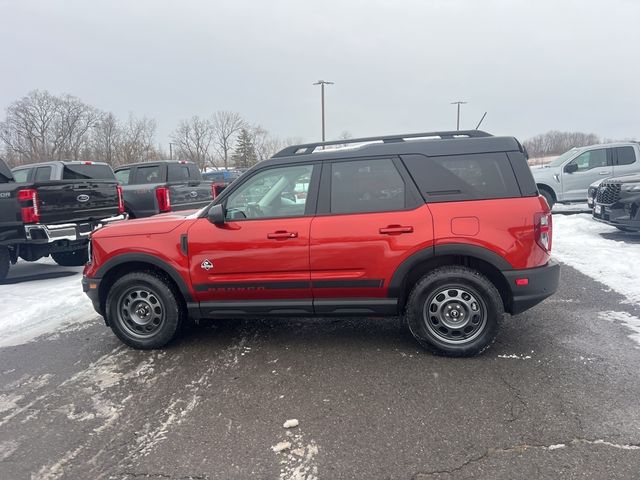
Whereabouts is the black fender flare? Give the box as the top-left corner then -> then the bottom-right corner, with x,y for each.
95,253 -> 193,302
388,243 -> 512,299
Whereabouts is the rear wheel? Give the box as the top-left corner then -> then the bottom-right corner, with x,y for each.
405,266 -> 503,357
106,271 -> 183,349
540,188 -> 555,209
51,247 -> 89,267
0,246 -> 10,282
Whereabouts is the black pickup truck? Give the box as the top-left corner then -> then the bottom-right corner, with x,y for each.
114,161 -> 214,218
0,159 -> 126,281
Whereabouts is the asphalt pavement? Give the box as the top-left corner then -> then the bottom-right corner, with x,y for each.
1,263 -> 640,479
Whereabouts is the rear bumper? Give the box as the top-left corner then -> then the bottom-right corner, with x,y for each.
82,276 -> 103,316
503,260 -> 560,315
24,214 -> 127,243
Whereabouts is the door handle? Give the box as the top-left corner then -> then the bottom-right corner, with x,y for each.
379,225 -> 414,235
267,231 -> 298,239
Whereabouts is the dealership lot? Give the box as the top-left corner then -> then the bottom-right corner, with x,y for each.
1,212 -> 640,479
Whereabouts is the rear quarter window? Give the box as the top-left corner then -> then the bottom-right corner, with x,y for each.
402,153 -> 521,202
167,164 -> 191,182
63,164 -> 116,180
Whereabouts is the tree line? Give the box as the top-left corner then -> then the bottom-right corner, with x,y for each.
0,90 -> 298,170
521,130 -> 636,158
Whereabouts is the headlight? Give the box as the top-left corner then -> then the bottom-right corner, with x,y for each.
621,183 -> 640,192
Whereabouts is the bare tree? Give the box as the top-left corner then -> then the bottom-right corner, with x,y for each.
171,116 -> 214,170
524,130 -> 600,159
211,111 -> 245,169
54,94 -> 101,161
92,112 -> 121,166
338,130 -> 352,147
117,115 -> 157,165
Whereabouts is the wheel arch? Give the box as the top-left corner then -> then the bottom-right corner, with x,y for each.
389,244 -> 512,312
536,183 -> 557,201
95,254 -> 192,323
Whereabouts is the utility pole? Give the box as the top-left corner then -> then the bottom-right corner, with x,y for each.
169,142 -> 175,160
450,101 -> 467,130
313,80 -> 334,141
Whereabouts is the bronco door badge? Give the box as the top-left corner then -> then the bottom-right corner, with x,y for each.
201,259 -> 213,271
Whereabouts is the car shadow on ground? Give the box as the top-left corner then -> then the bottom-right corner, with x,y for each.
599,231 -> 640,243
0,270 -> 78,285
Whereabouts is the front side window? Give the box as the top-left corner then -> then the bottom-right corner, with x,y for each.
330,158 -> 405,214
34,167 -> 52,181
115,168 -> 131,184
225,164 -> 313,220
568,149 -> 608,172
134,165 -> 162,184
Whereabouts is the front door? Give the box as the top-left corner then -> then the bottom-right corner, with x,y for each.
310,157 -> 433,315
187,162 -> 317,316
562,147 -> 612,200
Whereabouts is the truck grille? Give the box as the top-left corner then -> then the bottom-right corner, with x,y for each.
596,183 -> 621,205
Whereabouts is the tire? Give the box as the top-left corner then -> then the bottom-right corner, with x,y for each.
105,271 -> 183,349
51,248 -> 89,267
0,246 -> 9,282
540,188 -> 555,209
615,226 -> 640,233
405,266 -> 503,357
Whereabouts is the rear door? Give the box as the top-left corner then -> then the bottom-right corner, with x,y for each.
561,147 -> 612,200
309,157 -> 431,315
187,162 -> 318,316
612,146 -> 638,176
167,163 -> 213,212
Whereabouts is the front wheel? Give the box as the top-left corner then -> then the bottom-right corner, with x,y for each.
0,246 -> 10,282
105,271 -> 183,349
540,189 -> 555,209
405,266 -> 503,357
51,247 -> 89,267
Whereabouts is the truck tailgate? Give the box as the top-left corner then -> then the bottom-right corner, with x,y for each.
36,180 -> 120,224
169,182 -> 213,211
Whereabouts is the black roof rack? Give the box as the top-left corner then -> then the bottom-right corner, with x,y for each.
273,130 -> 492,158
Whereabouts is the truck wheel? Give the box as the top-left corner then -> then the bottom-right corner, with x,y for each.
105,271 -> 183,349
540,188 -> 555,209
0,246 -> 9,282
405,266 -> 503,357
51,248 -> 89,267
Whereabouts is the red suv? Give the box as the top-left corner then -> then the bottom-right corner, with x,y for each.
83,131 -> 560,356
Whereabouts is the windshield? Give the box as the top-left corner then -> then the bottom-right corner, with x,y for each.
547,149 -> 579,167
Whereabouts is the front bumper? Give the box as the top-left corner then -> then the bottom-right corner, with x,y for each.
593,200 -> 640,230
24,214 -> 127,244
82,276 -> 103,316
503,260 -> 561,315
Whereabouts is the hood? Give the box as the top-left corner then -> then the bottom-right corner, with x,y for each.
530,164 -> 559,181
93,211 -> 195,238
606,173 -> 640,184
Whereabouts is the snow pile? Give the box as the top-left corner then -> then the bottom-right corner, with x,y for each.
0,258 -> 94,348
553,214 -> 640,304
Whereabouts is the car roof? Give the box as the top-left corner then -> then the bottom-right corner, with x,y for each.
114,160 -> 195,170
261,130 -> 523,168
12,160 -> 111,169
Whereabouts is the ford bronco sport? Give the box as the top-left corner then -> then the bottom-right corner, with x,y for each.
83,130 -> 560,356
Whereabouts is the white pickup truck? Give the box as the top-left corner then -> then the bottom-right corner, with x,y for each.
531,142 -> 640,208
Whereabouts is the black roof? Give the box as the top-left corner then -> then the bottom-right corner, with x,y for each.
114,160 -> 196,170
264,130 -> 523,168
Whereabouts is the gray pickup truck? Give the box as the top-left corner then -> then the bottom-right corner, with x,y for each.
0,159 -> 125,281
114,161 -> 214,218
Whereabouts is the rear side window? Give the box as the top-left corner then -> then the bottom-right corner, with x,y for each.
115,168 -> 131,185
12,169 -> 30,183
402,153 -> 521,202
330,158 -> 405,214
63,164 -> 116,180
167,164 -> 190,182
616,146 -> 636,166
188,164 -> 202,180
34,166 -> 52,181
133,165 -> 163,184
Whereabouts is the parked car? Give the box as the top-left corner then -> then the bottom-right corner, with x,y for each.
531,143 -> 640,208
114,161 -> 214,218
83,130 -> 559,357
592,174 -> 640,232
0,159 -> 125,281
202,170 -> 242,199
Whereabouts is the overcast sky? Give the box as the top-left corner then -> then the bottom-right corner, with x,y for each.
1,0 -> 638,147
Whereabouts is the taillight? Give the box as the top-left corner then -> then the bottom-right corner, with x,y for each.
211,183 -> 225,199
155,186 -> 171,213
116,185 -> 125,214
534,212 -> 552,252
18,189 -> 40,224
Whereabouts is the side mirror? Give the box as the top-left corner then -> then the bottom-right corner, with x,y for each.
564,162 -> 578,174
207,204 -> 225,225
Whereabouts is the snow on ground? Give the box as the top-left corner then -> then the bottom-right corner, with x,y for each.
552,213 -> 640,304
0,258 -> 94,348
552,203 -> 591,214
